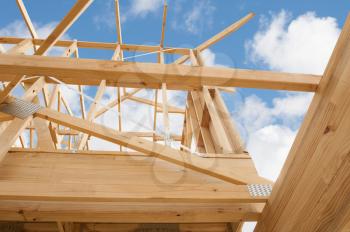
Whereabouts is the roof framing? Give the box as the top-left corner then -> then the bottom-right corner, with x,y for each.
0,1 -> 349,231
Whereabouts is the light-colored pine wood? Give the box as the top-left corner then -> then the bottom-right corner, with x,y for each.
78,80 -> 106,150
16,0 -> 38,39
0,37 -> 191,55
0,53 -> 321,91
0,77 -> 45,161
0,151 -> 267,203
6,38 -> 33,54
94,88 -> 141,118
0,112 -> 14,122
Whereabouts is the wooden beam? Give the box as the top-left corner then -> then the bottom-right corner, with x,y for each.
255,14 -> 350,232
0,112 -> 14,122
34,107 -> 270,185
0,117 -> 32,162
78,80 -> 106,150
0,200 -> 263,223
0,77 -> 45,161
94,88 -> 141,118
16,0 -> 38,39
0,150 -> 267,204
128,95 -> 184,113
213,88 -> 244,153
21,223 -> 246,231
0,54 -> 321,91
0,75 -> 24,104
34,0 -> 93,55
6,38 -> 33,54
57,222 -> 65,232
115,0 -> 123,45
0,37 -> 191,55
175,12 -> 255,64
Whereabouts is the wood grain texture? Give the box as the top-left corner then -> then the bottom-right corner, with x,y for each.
0,54 -> 320,91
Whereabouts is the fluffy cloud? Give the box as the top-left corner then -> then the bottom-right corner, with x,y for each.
0,20 -> 70,56
184,0 -> 215,34
246,10 -> 340,74
239,10 -> 340,186
129,0 -> 163,17
171,0 -> 215,35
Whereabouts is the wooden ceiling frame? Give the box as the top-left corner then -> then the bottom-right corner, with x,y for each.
0,1 -> 349,232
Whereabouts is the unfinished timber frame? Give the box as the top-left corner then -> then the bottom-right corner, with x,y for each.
0,1 -> 349,231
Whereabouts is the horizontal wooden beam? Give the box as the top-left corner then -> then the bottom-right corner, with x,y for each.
0,150 -> 265,203
0,54 -> 321,91
21,223 -> 243,232
0,199 -> 263,223
0,37 -> 190,55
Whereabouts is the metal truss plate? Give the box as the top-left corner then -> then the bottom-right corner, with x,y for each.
0,98 -> 42,119
247,184 -> 272,197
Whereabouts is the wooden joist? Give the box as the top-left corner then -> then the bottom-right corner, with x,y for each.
0,54 -> 321,91
255,13 -> 350,232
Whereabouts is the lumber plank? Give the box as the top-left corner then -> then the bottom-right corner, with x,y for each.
0,151 -> 267,203
0,54 -> 321,91
0,200 -> 263,223
0,37 -> 190,55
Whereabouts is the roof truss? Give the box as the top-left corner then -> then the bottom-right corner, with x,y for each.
0,1 -> 349,231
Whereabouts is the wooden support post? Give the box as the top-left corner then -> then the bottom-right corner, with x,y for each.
255,14 -> 350,232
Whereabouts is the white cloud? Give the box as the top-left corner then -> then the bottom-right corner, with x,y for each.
239,10 -> 340,190
129,0 -> 163,17
0,20 -> 70,56
246,10 -> 340,74
247,125 -> 296,180
171,0 -> 215,35
184,0 -> 215,34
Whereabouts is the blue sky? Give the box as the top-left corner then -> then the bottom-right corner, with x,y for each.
1,1 -> 349,230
